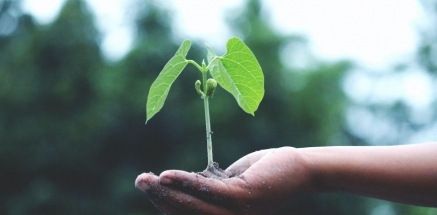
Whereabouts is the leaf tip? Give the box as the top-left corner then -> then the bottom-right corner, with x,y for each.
145,114 -> 153,125
183,39 -> 192,44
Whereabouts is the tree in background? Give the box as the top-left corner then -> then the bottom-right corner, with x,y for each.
1,0 -> 113,214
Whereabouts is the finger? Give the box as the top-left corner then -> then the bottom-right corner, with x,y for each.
137,173 -> 234,215
159,170 -> 247,202
157,187 -> 235,215
159,172 -> 280,215
226,149 -> 270,175
136,173 -> 181,214
145,186 -> 183,215
135,172 -> 159,193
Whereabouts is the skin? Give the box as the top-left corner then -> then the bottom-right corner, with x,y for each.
135,143 -> 437,214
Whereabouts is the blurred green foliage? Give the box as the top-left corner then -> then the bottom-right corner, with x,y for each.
0,0 -> 436,214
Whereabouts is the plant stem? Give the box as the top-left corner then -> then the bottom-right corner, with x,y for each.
186,60 -> 203,72
203,71 -> 213,167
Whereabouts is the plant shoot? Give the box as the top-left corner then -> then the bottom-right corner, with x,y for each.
146,37 -> 264,168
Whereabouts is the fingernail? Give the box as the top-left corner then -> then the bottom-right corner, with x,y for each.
160,175 -> 173,185
135,180 -> 149,191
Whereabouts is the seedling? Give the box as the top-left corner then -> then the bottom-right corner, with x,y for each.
146,37 -> 264,169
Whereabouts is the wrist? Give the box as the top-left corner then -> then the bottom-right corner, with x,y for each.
298,147 -> 331,194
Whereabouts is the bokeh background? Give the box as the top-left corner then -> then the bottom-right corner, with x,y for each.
1,0 -> 437,214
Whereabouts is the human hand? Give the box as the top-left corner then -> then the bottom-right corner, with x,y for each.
135,147 -> 313,215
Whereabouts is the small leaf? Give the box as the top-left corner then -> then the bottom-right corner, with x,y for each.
205,78 -> 217,97
146,40 -> 191,123
194,80 -> 204,98
208,37 -> 264,115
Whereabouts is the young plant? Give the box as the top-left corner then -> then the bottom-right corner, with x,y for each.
146,37 -> 264,168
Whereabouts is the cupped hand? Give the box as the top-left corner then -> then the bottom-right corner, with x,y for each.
135,147 -> 313,215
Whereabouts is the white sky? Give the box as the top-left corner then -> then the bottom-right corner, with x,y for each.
266,0 -> 424,68
21,0 -> 425,68
172,0 -> 425,69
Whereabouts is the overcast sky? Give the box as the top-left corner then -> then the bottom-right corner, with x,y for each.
22,0 -> 426,69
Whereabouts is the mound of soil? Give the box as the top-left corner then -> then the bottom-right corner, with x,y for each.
198,162 -> 234,179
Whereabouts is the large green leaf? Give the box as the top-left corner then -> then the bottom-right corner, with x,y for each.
209,37 -> 264,115
146,40 -> 191,123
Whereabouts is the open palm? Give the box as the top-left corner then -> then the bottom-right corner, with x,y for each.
136,147 -> 312,215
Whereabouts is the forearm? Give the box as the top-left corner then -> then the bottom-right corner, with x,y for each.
299,143 -> 437,207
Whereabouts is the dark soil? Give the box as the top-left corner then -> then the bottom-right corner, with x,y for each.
197,162 -> 234,179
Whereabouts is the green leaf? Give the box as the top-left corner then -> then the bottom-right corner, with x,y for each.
208,37 -> 264,115
146,40 -> 191,123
